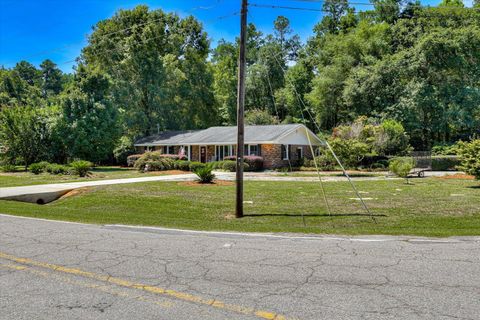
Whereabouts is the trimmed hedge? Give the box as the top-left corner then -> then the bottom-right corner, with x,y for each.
174,160 -> 191,171
189,161 -> 206,172
223,156 -> 261,171
222,160 -> 250,172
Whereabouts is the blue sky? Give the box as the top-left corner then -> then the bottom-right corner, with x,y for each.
0,0 -> 474,73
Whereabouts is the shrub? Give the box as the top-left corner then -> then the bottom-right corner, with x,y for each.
46,163 -> 68,175
70,160 -> 93,177
222,160 -> 250,172
457,140 -> 480,179
174,160 -> 191,171
159,154 -> 187,161
223,156 -> 236,161
0,164 -> 17,172
142,158 -> 175,171
194,165 -> 215,183
222,160 -> 236,172
389,157 -> 414,183
211,161 -> 225,170
370,162 -> 386,170
431,156 -> 461,171
189,161 -> 206,172
306,153 -> 336,170
29,162 -> 49,174
328,138 -> 370,169
431,142 -> 463,156
127,154 -> 143,167
244,156 -> 263,171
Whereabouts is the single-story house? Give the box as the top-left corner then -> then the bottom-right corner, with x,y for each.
134,124 -> 323,169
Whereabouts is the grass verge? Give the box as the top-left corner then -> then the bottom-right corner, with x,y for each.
0,166 -> 186,187
0,178 -> 479,237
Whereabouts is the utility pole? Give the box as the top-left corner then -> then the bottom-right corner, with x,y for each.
236,0 -> 248,218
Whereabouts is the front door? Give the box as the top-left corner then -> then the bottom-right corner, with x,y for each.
200,146 -> 207,163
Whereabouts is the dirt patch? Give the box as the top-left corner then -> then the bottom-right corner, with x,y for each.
435,174 -> 475,180
58,187 -> 92,200
177,180 -> 234,187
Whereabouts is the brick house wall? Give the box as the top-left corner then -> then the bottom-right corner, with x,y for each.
136,143 -> 315,169
261,144 -> 313,169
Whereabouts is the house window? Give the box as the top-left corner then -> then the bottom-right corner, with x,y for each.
242,144 -> 260,156
163,146 -> 174,154
249,145 -> 259,156
215,145 -> 233,160
281,144 -> 289,160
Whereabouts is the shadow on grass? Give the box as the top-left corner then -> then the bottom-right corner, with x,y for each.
243,213 -> 387,218
467,185 -> 480,189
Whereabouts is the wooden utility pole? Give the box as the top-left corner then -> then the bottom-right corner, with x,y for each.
236,0 -> 248,218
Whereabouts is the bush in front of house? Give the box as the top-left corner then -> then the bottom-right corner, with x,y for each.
431,156 -> 461,171
244,156 -> 263,171
222,160 -> 250,172
389,157 -> 414,183
127,154 -> 143,167
134,152 -> 161,171
457,140 -> 480,180
189,161 -> 206,172
70,160 -> 93,177
194,165 -> 216,184
174,160 -> 191,171
159,154 -> 187,160
142,158 -> 176,171
210,161 -> 225,170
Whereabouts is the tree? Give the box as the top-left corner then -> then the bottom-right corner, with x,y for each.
439,0 -> 464,7
372,0 -> 403,24
40,59 -> 63,97
211,40 -> 238,124
0,105 -> 56,167
82,5 -> 217,136
14,61 -> 40,86
314,0 -> 350,36
58,67 -> 120,163
245,109 -> 279,125
457,140 -> 480,180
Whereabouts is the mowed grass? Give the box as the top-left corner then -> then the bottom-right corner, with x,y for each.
0,166 -> 182,187
0,177 -> 479,237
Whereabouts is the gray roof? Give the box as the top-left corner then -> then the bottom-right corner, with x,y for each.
180,124 -> 302,144
134,130 -> 200,146
134,124 -> 321,146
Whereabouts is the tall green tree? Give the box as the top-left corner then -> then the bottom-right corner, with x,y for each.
40,59 -> 63,97
82,5 -> 217,136
58,65 -> 120,163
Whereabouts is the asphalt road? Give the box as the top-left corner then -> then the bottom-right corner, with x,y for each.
0,214 -> 479,320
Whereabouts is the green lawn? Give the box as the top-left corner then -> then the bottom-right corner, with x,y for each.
1,177 -> 479,237
0,166 -> 183,187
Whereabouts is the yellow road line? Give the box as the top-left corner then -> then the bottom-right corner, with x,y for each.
0,251 -> 291,320
0,263 -> 174,309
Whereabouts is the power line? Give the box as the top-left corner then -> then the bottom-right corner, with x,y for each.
251,1 -> 480,12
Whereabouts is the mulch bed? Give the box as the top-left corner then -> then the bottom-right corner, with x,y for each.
177,180 -> 234,187
435,174 -> 475,180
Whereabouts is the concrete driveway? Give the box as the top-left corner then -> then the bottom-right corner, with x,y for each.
0,214 -> 479,319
